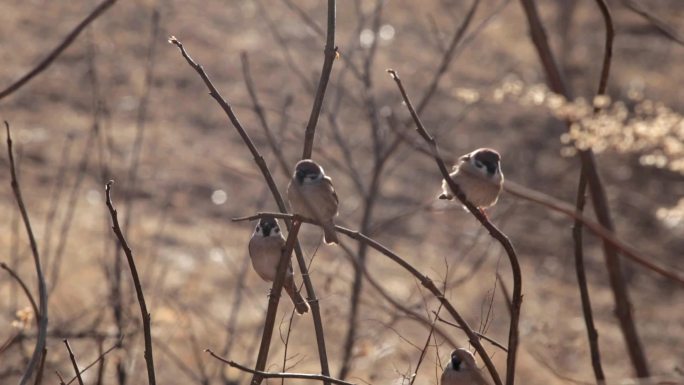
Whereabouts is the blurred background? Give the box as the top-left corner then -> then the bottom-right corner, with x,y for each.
1,0 -> 683,384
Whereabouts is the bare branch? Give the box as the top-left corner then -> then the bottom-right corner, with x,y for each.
0,0 -> 117,100
518,0 -> 650,376
207,350 -> 355,385
6,121 -> 49,385
104,181 -> 156,385
63,340 -> 84,385
301,0 -> 337,159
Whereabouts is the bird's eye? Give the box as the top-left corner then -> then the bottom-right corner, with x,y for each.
255,226 -> 261,232
274,228 -> 280,233
475,160 -> 484,168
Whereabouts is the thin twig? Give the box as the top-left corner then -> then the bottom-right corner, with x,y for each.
240,52 -> 290,176
104,181 -> 156,385
388,70 -> 517,385
518,0 -> 650,376
410,305 -> 442,385
65,338 -> 122,385
206,350 -> 355,385
63,340 -> 84,385
1,262 -> 40,327
301,0 -> 337,159
433,313 -> 508,352
0,0 -> 117,100
233,212 -> 504,385
6,121 -> 49,385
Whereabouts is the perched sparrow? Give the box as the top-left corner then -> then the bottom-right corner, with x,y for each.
439,148 -> 503,209
248,217 -> 309,315
441,348 -> 490,385
287,159 -> 339,245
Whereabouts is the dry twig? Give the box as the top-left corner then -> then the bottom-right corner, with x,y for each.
6,121 -> 49,385
104,181 -> 156,385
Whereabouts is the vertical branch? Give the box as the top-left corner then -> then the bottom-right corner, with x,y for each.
170,37 -> 332,384
105,181 -> 157,385
518,0 -> 649,377
6,122 -> 49,385
251,221 -> 302,385
572,175 -> 605,382
301,0 -> 337,159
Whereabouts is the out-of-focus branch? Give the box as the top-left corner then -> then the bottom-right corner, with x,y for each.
233,212 -> 504,385
170,36 -> 332,383
6,121 -> 49,385
207,350 -> 355,385
387,69 -> 517,385
1,262 -> 39,327
622,0 -> 684,46
503,180 -> 684,285
0,0 -> 117,100
518,0 -> 650,376
301,0 -> 337,159
241,52 -> 291,177
104,181 -> 156,385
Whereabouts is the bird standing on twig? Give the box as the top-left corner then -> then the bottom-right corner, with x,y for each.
287,159 -> 339,245
439,148 -> 504,210
441,348 -> 491,385
248,217 -> 309,315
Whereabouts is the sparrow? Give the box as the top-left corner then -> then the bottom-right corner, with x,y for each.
439,148 -> 504,209
248,217 -> 309,315
441,348 -> 490,385
287,159 -> 339,245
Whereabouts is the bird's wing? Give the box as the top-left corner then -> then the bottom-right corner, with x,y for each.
324,176 -> 338,205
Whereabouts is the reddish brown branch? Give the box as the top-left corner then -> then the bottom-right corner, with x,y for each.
104,181 -> 156,385
0,0 -> 117,100
518,0 -> 650,376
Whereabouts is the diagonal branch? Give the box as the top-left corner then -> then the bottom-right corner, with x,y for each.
0,0 -> 117,100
